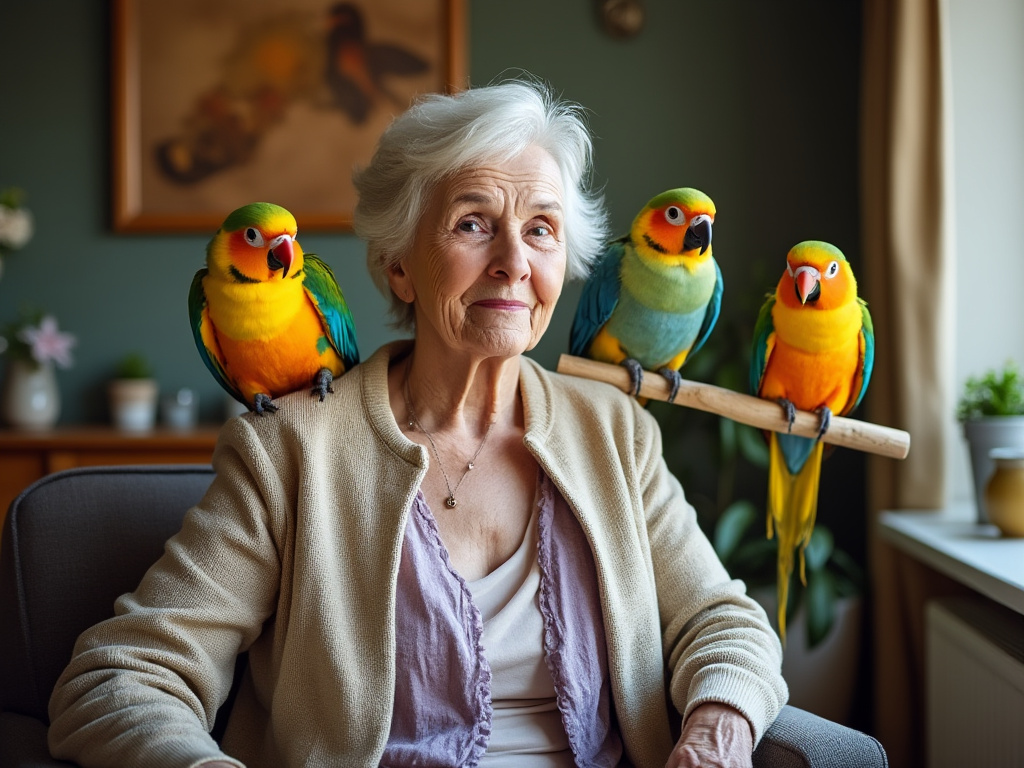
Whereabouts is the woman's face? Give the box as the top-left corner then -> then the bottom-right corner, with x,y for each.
389,145 -> 567,361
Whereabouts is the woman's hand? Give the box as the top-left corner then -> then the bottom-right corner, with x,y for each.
666,702 -> 754,768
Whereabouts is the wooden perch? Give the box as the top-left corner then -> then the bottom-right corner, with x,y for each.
556,354 -> 910,460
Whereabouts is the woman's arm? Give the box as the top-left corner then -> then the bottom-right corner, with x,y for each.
633,405 -> 787,748
48,421 -> 284,767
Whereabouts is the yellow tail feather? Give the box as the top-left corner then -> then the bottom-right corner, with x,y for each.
767,433 -> 824,644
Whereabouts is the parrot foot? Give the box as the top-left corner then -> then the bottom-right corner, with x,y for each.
777,398 -> 797,432
253,394 -> 278,415
657,367 -> 682,404
815,406 -> 833,441
621,358 -> 644,397
311,368 -> 335,403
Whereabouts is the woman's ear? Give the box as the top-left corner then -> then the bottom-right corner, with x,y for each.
387,259 -> 415,304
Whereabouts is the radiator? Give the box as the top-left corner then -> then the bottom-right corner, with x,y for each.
926,597 -> 1024,768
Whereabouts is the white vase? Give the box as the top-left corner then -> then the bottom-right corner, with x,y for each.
109,378 -> 159,432
1,358 -> 60,429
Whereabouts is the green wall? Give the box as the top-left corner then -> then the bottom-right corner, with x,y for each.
0,0 -> 862,425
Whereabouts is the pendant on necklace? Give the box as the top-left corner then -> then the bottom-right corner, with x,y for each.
446,496 -> 458,508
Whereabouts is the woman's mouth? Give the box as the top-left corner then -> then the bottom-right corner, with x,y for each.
473,299 -> 530,310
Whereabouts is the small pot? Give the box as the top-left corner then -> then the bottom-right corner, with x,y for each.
109,378 -> 158,432
984,448 -> 1024,537
963,417 -> 1024,523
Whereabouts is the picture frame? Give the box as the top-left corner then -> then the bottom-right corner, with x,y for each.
111,0 -> 465,233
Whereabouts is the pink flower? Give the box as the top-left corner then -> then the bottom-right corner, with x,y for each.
17,315 -> 76,369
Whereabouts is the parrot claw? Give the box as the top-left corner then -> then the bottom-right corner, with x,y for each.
311,368 -> 335,403
253,394 -> 278,415
657,367 -> 682,403
621,358 -> 644,397
815,406 -> 833,441
777,398 -> 797,432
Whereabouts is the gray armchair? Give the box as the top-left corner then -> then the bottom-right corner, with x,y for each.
0,466 -> 887,768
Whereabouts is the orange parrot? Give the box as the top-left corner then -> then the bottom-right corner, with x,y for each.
749,241 -> 873,642
189,202 -> 359,414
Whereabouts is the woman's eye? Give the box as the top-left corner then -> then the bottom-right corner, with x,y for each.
457,220 -> 481,233
530,224 -> 551,237
245,227 -> 265,247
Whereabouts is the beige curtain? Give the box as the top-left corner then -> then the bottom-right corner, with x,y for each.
860,0 -> 955,766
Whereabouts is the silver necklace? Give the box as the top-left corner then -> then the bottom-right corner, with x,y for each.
403,373 -> 496,509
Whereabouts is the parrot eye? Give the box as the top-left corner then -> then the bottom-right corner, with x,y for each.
664,206 -> 687,227
825,260 -> 840,279
244,227 -> 265,247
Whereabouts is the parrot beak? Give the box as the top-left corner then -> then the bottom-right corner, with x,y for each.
683,215 -> 713,255
267,235 -> 294,278
793,266 -> 821,305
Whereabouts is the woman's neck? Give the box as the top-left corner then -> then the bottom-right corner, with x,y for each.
397,344 -> 522,437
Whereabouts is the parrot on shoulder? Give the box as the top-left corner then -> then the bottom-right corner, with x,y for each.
749,240 -> 873,642
189,202 -> 359,415
569,187 -> 722,402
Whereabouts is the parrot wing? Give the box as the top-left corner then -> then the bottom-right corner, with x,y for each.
749,293 -> 777,396
688,259 -> 724,360
188,269 -> 247,406
302,254 -> 360,370
569,238 -> 626,357
847,298 -> 874,414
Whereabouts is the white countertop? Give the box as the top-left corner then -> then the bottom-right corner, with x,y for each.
878,503 -> 1024,616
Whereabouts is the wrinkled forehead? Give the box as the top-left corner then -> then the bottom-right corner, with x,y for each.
432,147 -> 565,216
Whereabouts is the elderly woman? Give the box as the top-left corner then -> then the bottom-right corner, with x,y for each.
49,80 -> 786,768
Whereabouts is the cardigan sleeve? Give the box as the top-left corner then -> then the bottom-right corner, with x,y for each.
47,418 -> 286,768
633,405 -> 788,746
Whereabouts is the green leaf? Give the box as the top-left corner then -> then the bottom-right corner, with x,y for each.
737,424 -> 770,467
719,416 -> 737,464
805,569 -> 838,648
713,500 -> 758,561
803,526 -> 834,572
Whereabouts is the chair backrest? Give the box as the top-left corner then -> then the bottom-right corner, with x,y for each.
0,465 -> 215,724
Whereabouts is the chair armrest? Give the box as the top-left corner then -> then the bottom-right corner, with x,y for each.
0,712 -> 76,767
753,705 -> 888,768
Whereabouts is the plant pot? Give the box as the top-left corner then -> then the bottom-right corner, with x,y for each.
752,588 -> 863,726
1,359 -> 60,430
963,416 -> 1024,524
109,378 -> 158,432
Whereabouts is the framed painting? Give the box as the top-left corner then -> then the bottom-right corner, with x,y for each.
111,0 -> 465,232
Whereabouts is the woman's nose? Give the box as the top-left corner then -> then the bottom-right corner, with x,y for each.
488,229 -> 531,283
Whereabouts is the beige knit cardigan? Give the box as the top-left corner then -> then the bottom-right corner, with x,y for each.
49,342 -> 786,768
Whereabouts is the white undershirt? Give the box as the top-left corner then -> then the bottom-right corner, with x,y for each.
466,506 -> 575,766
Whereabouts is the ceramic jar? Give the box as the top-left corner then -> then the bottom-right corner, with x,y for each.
1,359 -> 60,429
983,448 -> 1024,537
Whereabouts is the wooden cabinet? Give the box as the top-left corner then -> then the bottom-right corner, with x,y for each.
0,426 -> 221,533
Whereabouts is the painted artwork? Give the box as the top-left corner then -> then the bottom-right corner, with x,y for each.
112,0 -> 464,232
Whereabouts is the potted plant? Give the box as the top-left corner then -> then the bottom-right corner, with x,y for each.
956,361 -> 1024,523
109,352 -> 158,432
711,500 -> 864,724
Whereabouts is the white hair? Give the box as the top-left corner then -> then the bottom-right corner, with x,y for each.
352,78 -> 609,329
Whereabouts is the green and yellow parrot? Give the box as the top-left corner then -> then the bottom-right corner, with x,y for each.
189,202 -> 359,414
749,241 -> 873,642
569,187 -> 722,402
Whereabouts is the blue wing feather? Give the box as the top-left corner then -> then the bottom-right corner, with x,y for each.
188,269 -> 247,406
569,238 -> 626,357
302,254 -> 360,370
749,294 -> 776,396
849,298 -> 874,413
688,259 -> 723,360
